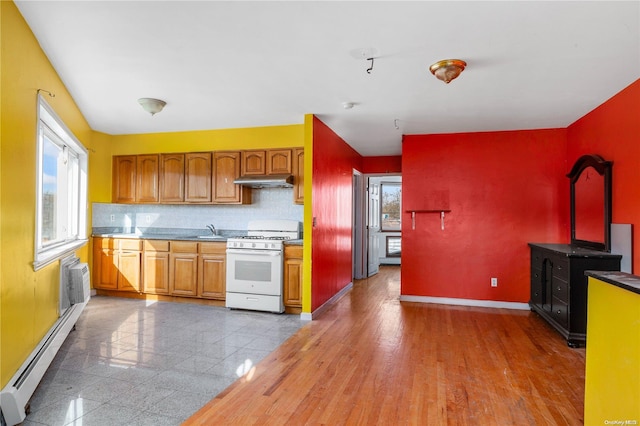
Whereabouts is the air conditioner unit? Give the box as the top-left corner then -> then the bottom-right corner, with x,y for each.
68,262 -> 90,305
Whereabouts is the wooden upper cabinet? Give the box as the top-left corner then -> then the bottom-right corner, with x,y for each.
213,151 -> 251,204
293,148 -> 304,204
267,149 -> 292,175
241,150 -> 266,175
185,152 -> 212,203
136,154 -> 159,203
112,155 -> 137,203
160,154 -> 185,203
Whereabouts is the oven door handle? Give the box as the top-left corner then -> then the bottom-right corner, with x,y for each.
226,249 -> 282,256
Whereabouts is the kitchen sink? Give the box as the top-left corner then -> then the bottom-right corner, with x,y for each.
196,235 -> 226,240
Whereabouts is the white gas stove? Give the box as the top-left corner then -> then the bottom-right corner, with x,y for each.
225,220 -> 300,313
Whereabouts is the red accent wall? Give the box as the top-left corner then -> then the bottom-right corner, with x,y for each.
312,116 -> 363,311
567,79 -> 640,272
401,129 -> 568,302
362,156 -> 402,174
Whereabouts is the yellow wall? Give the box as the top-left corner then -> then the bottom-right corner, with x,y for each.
584,277 -> 640,423
0,1 -> 95,388
302,115 -> 313,314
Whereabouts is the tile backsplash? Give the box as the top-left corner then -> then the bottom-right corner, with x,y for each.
93,188 -> 303,232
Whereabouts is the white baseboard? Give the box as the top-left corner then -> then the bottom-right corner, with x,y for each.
399,294 -> 530,310
300,282 -> 354,320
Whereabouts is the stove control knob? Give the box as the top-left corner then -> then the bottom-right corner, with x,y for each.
251,242 -> 256,248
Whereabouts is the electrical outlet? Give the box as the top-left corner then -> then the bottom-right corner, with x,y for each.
491,277 -> 498,287
110,214 -> 115,222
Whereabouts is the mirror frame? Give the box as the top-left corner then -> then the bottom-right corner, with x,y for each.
567,154 -> 613,252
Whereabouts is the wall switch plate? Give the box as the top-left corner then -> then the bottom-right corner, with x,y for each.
491,277 -> 498,287
110,214 -> 115,222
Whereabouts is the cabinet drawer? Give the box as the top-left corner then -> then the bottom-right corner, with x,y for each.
531,250 -> 544,266
171,241 -> 199,253
284,245 -> 303,258
144,240 -> 170,252
552,258 -> 569,278
551,297 -> 568,328
199,242 -> 226,254
95,237 -> 116,249
553,277 -> 569,303
119,239 -> 142,251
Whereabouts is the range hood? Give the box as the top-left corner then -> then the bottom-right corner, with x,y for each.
233,174 -> 294,188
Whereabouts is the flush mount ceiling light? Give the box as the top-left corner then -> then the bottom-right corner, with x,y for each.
429,59 -> 467,84
138,98 -> 166,115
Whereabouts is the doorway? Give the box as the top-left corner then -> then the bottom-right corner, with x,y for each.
353,173 -> 402,279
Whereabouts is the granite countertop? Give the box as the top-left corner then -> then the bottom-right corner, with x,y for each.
92,227 -> 303,245
585,270 -> 640,295
92,227 -> 237,242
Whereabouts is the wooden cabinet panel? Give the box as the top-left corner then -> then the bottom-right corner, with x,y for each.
284,245 -> 303,307
93,239 -> 118,290
185,152 -> 212,203
241,150 -> 266,175
160,154 -> 185,203
170,254 -> 198,297
143,240 -> 170,294
112,155 -> 136,203
267,149 -> 292,175
213,151 -> 251,204
93,237 -> 142,292
293,148 -> 304,204
118,250 -> 142,292
170,242 -> 198,297
136,154 -> 159,203
199,254 -> 226,299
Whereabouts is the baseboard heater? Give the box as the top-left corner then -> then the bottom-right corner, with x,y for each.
0,258 -> 90,426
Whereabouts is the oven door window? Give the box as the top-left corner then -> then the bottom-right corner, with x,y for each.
235,259 -> 271,282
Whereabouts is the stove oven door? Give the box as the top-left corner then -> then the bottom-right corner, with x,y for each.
226,249 -> 283,296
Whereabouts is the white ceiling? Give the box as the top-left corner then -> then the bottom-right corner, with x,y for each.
15,1 -> 640,156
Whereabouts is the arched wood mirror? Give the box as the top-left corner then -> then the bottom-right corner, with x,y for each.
567,154 -> 613,251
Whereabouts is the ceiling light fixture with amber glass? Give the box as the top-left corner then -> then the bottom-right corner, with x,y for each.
429,59 -> 466,84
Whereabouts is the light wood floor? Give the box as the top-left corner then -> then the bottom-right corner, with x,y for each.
185,266 -> 586,425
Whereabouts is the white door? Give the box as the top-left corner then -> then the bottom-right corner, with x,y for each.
367,180 -> 380,276
352,172 -> 367,279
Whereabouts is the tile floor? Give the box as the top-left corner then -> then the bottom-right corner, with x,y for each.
22,296 -> 307,425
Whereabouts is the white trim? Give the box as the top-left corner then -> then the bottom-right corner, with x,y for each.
301,282 -> 354,320
33,239 -> 88,271
34,95 -> 88,271
399,294 -> 530,310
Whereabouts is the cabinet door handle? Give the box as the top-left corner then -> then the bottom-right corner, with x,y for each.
557,286 -> 561,291
556,310 -> 562,315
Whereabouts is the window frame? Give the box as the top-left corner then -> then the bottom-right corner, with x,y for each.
380,182 -> 402,232
34,95 -> 88,270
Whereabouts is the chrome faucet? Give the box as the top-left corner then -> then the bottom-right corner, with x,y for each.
206,224 -> 217,235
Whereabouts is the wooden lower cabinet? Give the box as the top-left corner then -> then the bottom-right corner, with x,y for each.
169,242 -> 199,297
199,242 -> 226,299
94,238 -> 294,305
284,245 -> 303,308
143,240 -> 170,294
93,238 -> 142,292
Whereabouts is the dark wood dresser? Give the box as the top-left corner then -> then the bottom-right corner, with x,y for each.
528,243 -> 621,347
